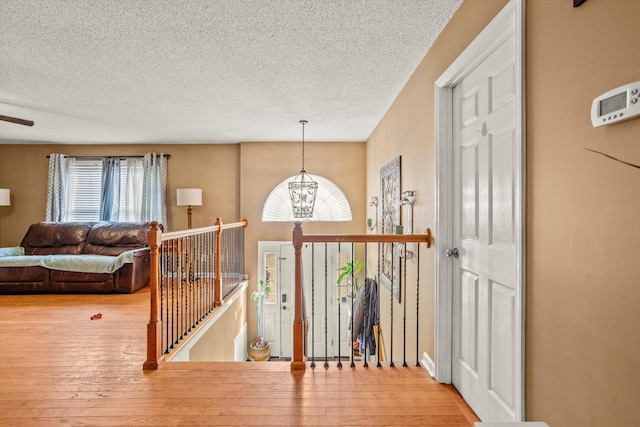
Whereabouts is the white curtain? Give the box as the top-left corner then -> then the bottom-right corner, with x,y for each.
141,153 -> 167,227
120,158 -> 143,222
45,154 -> 70,221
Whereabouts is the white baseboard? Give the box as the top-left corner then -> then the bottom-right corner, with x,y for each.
167,282 -> 248,362
475,423 -> 549,427
420,351 -> 436,377
234,322 -> 248,362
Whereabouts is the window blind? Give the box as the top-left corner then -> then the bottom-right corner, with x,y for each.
66,159 -> 144,222
67,159 -> 102,221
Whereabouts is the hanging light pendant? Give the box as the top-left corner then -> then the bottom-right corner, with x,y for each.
288,120 -> 318,219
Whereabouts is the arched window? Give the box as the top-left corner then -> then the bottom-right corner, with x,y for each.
262,174 -> 352,222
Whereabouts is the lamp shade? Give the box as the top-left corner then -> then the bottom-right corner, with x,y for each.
176,188 -> 202,206
0,189 -> 10,206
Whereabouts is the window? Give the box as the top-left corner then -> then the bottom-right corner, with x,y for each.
66,158 -> 144,222
47,152 -> 167,226
263,251 -> 277,304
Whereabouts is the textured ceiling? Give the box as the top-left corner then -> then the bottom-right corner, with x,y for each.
0,0 -> 462,144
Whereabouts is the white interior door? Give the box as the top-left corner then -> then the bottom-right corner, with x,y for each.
451,32 -> 520,422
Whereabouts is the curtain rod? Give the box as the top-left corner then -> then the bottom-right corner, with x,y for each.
46,154 -> 171,159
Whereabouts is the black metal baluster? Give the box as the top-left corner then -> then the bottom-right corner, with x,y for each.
323,243 -> 329,368
185,236 -> 189,335
212,230 -> 216,309
362,242 -> 368,368
171,239 -> 177,349
207,231 -> 212,313
310,243 -> 316,368
350,242 -> 356,368
185,236 -> 196,335
337,242 -> 342,368
196,233 -> 202,323
389,243 -> 394,368
403,242 -> 408,367
415,244 -> 420,366
376,242 -> 382,368
162,241 -> 168,353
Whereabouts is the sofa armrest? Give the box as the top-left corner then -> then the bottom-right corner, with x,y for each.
131,248 -> 151,292
0,246 -> 25,258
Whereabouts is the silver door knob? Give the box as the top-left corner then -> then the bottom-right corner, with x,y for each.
445,248 -> 459,258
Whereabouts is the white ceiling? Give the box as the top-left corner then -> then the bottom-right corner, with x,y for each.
0,0 -> 462,144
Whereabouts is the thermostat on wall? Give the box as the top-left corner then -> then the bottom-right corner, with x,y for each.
591,81 -> 640,127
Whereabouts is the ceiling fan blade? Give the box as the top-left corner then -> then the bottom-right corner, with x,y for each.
0,114 -> 34,126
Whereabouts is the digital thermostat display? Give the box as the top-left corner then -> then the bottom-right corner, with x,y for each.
591,81 -> 640,127
599,92 -> 626,115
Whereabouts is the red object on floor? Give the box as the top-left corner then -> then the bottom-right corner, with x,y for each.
90,313 -> 102,320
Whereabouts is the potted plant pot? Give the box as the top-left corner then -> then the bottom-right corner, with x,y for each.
249,280 -> 271,362
248,340 -> 270,361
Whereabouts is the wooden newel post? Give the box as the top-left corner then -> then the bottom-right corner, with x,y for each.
291,221 -> 306,372
214,217 -> 223,307
143,221 -> 163,370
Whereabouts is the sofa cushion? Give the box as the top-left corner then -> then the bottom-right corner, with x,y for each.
0,255 -> 46,267
83,221 -> 151,256
40,252 -> 135,273
21,222 -> 94,255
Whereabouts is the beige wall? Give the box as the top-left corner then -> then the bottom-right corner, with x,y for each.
188,287 -> 247,362
526,1 -> 640,425
369,0 -> 640,425
367,0 -> 509,379
240,140 -> 366,342
0,143 -> 240,245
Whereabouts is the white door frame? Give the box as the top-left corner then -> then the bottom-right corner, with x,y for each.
433,0 -> 525,419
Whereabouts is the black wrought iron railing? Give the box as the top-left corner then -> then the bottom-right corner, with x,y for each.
291,222 -> 432,372
143,218 -> 247,370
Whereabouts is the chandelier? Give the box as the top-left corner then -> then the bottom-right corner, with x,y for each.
288,120 -> 318,219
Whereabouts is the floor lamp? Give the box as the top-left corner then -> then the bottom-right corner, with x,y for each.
177,188 -> 202,229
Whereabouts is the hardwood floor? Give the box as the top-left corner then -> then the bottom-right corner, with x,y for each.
0,288 -> 479,426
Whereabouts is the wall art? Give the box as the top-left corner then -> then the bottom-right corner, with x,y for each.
379,156 -> 401,302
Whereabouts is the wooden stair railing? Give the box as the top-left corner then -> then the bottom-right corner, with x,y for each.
291,222 -> 306,371
291,221 -> 433,372
144,218 -> 248,370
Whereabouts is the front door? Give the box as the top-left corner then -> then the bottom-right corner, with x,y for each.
451,31 -> 520,421
259,241 -> 348,359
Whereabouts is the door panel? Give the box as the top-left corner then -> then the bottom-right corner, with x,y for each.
279,245 -> 294,358
489,280 -> 516,409
490,127 -> 516,245
458,270 -> 479,374
461,141 -> 480,241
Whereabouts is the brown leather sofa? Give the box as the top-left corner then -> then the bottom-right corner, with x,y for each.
0,221 -> 154,294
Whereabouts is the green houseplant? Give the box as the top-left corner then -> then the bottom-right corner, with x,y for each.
337,260 -> 364,296
248,279 -> 271,361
